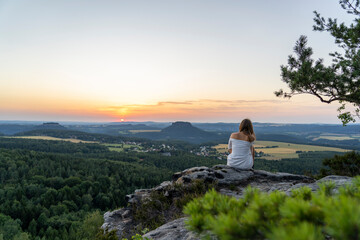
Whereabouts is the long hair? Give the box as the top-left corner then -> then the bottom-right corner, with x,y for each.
239,119 -> 255,142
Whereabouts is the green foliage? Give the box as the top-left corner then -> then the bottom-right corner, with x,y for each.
121,229 -> 150,240
0,137 -> 109,154
95,229 -> 118,240
267,222 -> 324,240
324,195 -> 360,239
122,234 -> 149,240
0,213 -> 30,240
76,211 -> 104,240
320,151 -> 360,177
275,0 -> 360,124
184,177 -> 360,240
133,179 -> 216,233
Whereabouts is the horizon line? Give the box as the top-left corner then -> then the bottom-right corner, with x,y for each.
0,119 -> 358,126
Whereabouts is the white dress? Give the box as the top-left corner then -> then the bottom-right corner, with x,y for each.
227,138 -> 254,169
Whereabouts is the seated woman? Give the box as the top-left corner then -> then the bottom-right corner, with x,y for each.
227,118 -> 256,170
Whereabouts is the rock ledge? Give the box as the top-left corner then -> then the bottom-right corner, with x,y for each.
102,165 -> 352,239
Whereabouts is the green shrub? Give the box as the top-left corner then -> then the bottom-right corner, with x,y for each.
121,229 -> 150,240
184,177 -> 360,240
320,151 -> 360,177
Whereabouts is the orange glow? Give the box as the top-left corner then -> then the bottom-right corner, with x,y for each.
97,98 -> 340,122
0,96 -> 341,123
0,85 -> 340,123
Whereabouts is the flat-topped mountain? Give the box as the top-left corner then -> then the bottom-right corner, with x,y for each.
163,121 -> 192,129
132,121 -> 225,143
162,121 -> 212,136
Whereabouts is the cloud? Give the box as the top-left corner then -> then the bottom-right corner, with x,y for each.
98,98 -> 336,122
158,101 -> 194,105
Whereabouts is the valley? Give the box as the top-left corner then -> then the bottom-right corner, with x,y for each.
0,120 -> 358,239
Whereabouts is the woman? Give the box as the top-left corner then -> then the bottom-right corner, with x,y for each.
227,119 -> 256,169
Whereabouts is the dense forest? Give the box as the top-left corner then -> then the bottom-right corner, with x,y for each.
0,138 -> 223,239
254,151 -> 345,176
0,136 -> 350,239
0,148 -> 172,239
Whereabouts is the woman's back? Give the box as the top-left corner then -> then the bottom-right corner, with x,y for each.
227,132 -> 254,169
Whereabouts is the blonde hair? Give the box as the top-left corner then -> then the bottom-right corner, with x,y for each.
239,119 -> 255,142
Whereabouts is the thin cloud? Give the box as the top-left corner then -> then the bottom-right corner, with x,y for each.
158,101 -> 194,105
98,98 -> 323,122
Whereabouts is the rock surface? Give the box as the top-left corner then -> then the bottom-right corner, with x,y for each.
142,217 -> 198,240
102,165 -> 352,239
286,175 -> 353,194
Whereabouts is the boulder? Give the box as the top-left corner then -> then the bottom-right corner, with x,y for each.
102,207 -> 134,239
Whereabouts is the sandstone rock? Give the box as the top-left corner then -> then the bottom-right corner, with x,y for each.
102,207 -> 134,239
142,217 -> 198,240
174,165 -> 312,187
102,164 -> 351,240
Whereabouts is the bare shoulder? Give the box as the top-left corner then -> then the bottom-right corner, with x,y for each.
231,132 -> 249,141
230,132 -> 239,138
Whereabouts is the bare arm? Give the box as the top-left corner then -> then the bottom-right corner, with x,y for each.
228,137 -> 232,154
251,146 -> 255,165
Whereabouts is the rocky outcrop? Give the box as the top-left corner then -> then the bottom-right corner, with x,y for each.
142,217 -> 197,240
102,165 -> 352,239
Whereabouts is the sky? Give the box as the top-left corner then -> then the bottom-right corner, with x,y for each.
0,0 -> 355,123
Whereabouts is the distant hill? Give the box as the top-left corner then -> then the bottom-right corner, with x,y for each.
108,121 -> 171,129
67,123 -> 160,135
34,122 -> 67,130
194,122 -> 360,135
15,129 -> 147,143
107,124 -> 159,131
0,124 -> 36,135
256,133 -> 310,144
133,121 -> 225,144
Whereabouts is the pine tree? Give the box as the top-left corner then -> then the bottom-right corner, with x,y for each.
276,0 -> 360,125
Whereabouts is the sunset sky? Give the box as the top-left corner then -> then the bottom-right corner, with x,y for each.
0,0 -> 354,123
